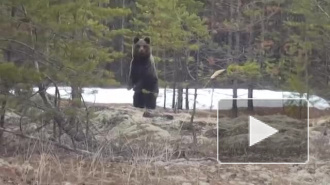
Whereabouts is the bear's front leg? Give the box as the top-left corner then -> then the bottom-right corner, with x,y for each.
127,72 -> 135,90
133,80 -> 144,92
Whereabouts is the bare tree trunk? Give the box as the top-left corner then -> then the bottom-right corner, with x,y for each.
176,57 -> 184,110
172,57 -> 177,109
210,0 -> 216,40
177,84 -> 183,110
120,0 -> 125,82
191,88 -> 198,122
53,88 -> 58,139
248,9 -> 255,58
235,0 -> 241,54
190,87 -> 198,151
0,99 -> 7,143
210,84 -> 214,111
228,0 -> 234,56
326,52 -> 329,86
163,51 -> 167,109
190,40 -> 200,152
70,85 -> 82,143
299,93 -> 303,120
247,84 -> 254,112
56,11 -> 62,143
185,85 -> 189,110
260,2 -> 265,68
304,29 -> 310,100
172,83 -> 176,109
71,86 -> 82,107
164,84 -> 167,109
71,11 -> 82,108
232,79 -> 238,118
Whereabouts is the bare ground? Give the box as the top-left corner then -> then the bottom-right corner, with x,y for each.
0,104 -> 330,185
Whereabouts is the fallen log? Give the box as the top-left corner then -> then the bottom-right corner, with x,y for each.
142,110 -> 174,120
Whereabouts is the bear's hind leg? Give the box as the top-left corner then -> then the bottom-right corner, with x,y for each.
144,93 -> 157,109
133,91 -> 145,108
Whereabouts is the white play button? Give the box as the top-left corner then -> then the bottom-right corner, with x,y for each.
249,116 -> 279,147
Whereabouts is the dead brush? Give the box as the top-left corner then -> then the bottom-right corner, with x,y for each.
36,153 -> 50,184
121,135 -> 173,185
310,134 -> 330,160
15,140 -> 62,184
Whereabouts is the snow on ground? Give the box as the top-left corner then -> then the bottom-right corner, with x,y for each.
33,87 -> 330,110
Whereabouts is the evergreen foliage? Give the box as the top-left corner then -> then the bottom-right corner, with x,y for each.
0,0 -> 330,122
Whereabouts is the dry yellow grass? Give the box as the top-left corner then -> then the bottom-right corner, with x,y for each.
0,105 -> 329,184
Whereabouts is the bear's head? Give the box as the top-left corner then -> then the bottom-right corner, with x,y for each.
132,36 -> 151,59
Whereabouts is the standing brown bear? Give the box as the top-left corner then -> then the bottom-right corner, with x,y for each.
127,36 -> 159,109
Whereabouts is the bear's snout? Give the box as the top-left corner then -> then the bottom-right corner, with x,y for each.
139,47 -> 145,53
136,46 -> 149,57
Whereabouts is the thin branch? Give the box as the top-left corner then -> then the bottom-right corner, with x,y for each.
0,47 -> 51,67
0,127 -> 92,155
314,0 -> 330,20
81,94 -> 93,149
44,75 -> 61,107
186,64 -> 196,81
0,38 -> 76,73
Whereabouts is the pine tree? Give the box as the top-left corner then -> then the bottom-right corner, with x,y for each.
0,0 -> 130,142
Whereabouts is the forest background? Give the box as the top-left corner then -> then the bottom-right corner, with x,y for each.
1,0 -> 330,141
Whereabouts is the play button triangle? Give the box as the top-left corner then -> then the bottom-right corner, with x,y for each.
249,116 -> 279,147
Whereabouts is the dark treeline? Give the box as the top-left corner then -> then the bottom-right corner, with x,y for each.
1,0 -> 330,97
107,0 -> 330,101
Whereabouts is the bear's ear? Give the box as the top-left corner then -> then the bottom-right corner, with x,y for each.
144,37 -> 151,44
133,36 -> 140,44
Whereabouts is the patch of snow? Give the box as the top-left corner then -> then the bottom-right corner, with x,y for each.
31,87 -> 330,110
